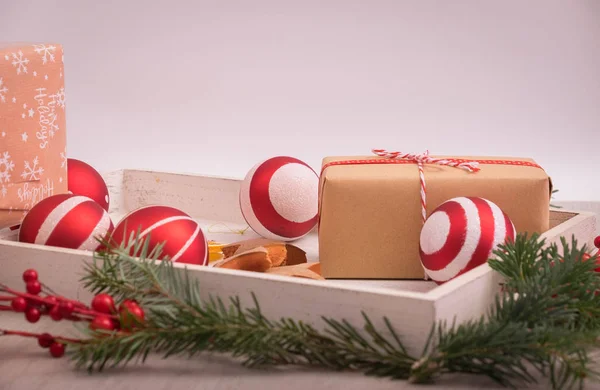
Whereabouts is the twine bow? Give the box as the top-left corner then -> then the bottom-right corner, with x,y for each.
371,149 -> 480,224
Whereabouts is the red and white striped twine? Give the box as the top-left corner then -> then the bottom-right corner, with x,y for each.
372,149 -> 480,224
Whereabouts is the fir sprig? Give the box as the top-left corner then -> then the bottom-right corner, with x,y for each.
70,232 -> 600,389
74,235 -> 415,376
490,235 -> 600,330
410,234 -> 600,388
410,289 -> 600,388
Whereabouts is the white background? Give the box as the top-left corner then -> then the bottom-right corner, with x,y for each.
1,0 -> 598,201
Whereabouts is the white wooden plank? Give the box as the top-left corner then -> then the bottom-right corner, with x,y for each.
102,169 -> 125,216
120,170 -> 246,224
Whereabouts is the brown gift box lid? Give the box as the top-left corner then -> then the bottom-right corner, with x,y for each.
318,155 -> 551,279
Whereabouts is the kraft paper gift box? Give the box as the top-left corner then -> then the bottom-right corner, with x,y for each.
0,43 -> 68,229
318,155 -> 551,279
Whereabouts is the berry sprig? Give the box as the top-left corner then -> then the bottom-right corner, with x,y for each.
0,329 -> 81,357
0,268 -> 146,359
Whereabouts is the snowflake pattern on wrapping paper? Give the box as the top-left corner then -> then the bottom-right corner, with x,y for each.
0,151 -> 15,184
0,185 -> 6,198
32,44 -> 56,64
11,51 -> 29,75
53,87 -> 66,109
21,156 -> 44,180
0,78 -> 7,103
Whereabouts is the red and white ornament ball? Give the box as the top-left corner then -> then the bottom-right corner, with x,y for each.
419,196 -> 516,284
67,158 -> 110,211
18,193 -> 114,251
111,205 -> 208,266
239,156 -> 319,241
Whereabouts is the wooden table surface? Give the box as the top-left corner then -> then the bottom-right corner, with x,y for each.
3,313 -> 600,390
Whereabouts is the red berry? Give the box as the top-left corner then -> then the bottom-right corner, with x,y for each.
49,342 -> 65,358
44,296 -> 58,307
11,297 -> 28,312
91,293 -> 115,314
58,301 -> 75,317
594,236 -> 600,249
119,300 -> 145,328
38,333 -> 54,348
25,307 -> 41,323
90,315 -> 116,331
22,269 -> 38,283
26,280 -> 42,295
49,305 -> 62,321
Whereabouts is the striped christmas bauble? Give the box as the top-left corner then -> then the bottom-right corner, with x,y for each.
67,158 -> 110,211
419,196 -> 516,284
111,205 -> 208,266
239,156 -> 319,241
18,194 -> 114,251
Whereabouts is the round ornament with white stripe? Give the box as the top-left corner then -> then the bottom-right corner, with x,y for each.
111,205 -> 208,266
419,196 -> 516,284
67,158 -> 110,211
240,156 -> 319,242
18,193 -> 114,251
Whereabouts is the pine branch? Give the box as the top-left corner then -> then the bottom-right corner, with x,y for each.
71,235 -> 415,377
71,231 -> 600,389
486,232 -> 548,284
491,234 -> 600,330
410,234 -> 600,389
410,290 -> 600,388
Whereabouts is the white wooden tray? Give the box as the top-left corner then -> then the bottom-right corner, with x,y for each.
0,169 -> 597,356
